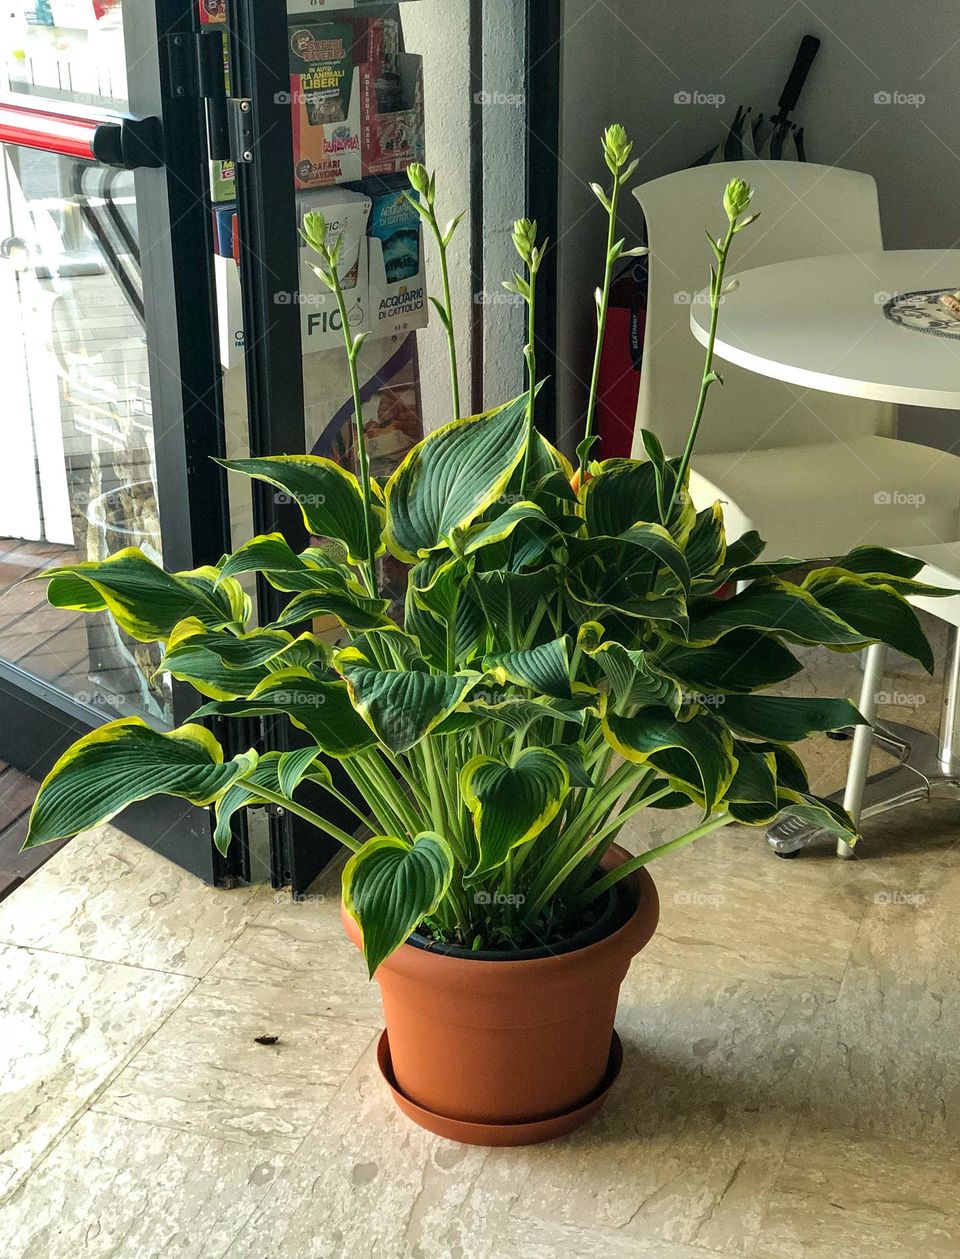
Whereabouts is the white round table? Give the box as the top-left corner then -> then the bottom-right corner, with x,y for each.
691,249 -> 960,857
690,249 -> 960,410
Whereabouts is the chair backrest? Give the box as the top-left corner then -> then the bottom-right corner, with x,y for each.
632,161 -> 894,457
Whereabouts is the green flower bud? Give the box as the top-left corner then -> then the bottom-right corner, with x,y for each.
301,210 -> 328,254
407,162 -> 431,200
512,217 -> 538,265
602,123 -> 633,172
723,177 -> 753,223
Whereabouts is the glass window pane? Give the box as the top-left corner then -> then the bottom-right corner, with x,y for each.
4,1 -> 128,110
0,142 -> 171,723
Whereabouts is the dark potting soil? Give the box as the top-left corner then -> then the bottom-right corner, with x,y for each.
409,879 -> 637,962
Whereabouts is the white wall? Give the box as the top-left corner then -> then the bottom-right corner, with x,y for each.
403,0 -> 474,430
557,0 -> 960,450
401,0 -> 526,428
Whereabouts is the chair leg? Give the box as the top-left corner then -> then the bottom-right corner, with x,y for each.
839,643 -> 888,858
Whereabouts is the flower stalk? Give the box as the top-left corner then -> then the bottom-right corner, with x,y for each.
578,125 -> 642,481
302,211 -> 380,598
406,163 -> 465,419
668,178 -> 759,515
505,217 -> 548,494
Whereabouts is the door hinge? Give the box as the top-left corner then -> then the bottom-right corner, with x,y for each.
226,97 -> 255,164
166,30 -> 226,99
166,31 -> 230,160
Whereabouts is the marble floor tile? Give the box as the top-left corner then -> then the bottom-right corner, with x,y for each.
487,1214 -> 741,1258
509,966 -> 828,1255
222,1039 -> 494,1259
0,943 -> 192,1200
803,896 -> 960,1141
0,824 -> 263,977
93,976 -> 377,1153
0,1110 -> 286,1259
513,1075 -> 792,1257
207,885 -> 384,1028
620,819 -> 865,986
617,961 -> 838,1115
753,1121 -> 960,1259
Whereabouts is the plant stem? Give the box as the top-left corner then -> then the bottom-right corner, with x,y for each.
235,781 -> 361,853
425,214 -> 461,419
328,268 -> 379,598
668,219 -> 736,517
517,263 -> 539,495
577,813 -> 734,905
579,174 -> 621,480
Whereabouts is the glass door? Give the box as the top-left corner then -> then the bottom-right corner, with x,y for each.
0,0 -> 242,883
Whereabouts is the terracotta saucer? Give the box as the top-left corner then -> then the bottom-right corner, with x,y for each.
375,1030 -> 624,1147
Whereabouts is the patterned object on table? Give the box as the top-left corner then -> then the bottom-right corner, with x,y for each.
882,288 -> 960,340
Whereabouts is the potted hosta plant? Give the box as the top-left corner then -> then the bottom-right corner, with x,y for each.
23,127 -> 942,1146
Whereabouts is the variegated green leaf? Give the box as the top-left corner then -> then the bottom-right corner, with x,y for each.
25,720 -> 256,848
335,648 -> 480,752
461,747 -> 570,881
601,700 -> 737,815
723,741 -> 778,823
775,788 -> 858,843
802,570 -> 935,672
383,394 -> 529,561
462,501 -> 555,555
213,749 -> 332,855
342,832 -> 455,976
218,534 -> 363,595
194,670 -> 376,758
37,547 -> 249,643
578,622 -> 682,715
684,579 -> 873,650
219,456 -> 383,566
659,629 -> 801,694
158,620 -> 328,699
717,694 -> 864,742
270,590 -> 393,633
484,637 -> 571,699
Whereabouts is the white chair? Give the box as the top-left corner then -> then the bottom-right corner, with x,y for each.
768,544 -> 960,857
632,161 -> 960,557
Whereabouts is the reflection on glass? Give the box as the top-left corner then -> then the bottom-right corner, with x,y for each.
4,1 -> 128,110
0,142 -> 171,723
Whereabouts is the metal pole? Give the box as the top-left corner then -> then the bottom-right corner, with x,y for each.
839,642 -> 888,857
938,625 -> 960,776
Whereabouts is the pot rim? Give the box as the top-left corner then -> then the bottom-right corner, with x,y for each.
340,844 -> 659,984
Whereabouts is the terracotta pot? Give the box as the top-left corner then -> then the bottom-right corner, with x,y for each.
340,843 -> 659,1145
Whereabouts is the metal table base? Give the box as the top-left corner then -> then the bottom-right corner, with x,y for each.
767,628 -> 960,856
